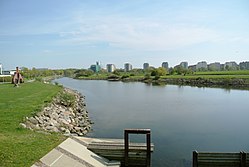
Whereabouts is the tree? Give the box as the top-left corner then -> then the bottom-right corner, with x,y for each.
151,67 -> 167,77
74,69 -> 94,77
169,67 -> 175,75
174,66 -> 188,75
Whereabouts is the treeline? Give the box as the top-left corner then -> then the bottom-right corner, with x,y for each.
20,67 -> 83,79
73,66 -> 194,80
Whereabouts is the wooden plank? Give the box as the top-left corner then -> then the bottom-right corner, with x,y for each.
193,151 -> 248,167
88,142 -> 154,152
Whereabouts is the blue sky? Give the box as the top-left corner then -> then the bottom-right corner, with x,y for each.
0,0 -> 249,70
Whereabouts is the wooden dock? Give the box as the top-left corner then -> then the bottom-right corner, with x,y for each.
77,129 -> 154,167
87,138 -> 154,166
32,129 -> 153,167
193,151 -> 249,167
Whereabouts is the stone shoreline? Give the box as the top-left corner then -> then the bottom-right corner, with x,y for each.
21,87 -> 93,136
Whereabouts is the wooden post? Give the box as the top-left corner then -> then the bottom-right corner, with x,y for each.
124,130 -> 129,166
146,131 -> 151,167
124,129 -> 151,167
193,151 -> 198,167
240,151 -> 246,167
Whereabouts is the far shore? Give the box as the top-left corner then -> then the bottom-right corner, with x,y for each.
74,75 -> 249,90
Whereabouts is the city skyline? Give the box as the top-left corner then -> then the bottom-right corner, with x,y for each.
1,0 -> 249,70
88,60 -> 247,71
0,59 -> 248,71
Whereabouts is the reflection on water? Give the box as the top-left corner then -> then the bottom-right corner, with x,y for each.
54,78 -> 249,167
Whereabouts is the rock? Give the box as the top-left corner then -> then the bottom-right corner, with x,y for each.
29,117 -> 38,124
64,129 -> 71,136
77,132 -> 83,136
74,127 -> 82,132
59,127 -> 66,132
21,87 -> 92,137
60,119 -> 70,126
19,123 -> 27,128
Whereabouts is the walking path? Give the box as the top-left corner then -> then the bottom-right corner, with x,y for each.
31,136 -> 120,167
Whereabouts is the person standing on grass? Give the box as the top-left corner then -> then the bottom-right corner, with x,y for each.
13,67 -> 23,87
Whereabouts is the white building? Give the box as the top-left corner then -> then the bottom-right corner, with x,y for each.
208,62 -> 221,71
180,62 -> 188,69
0,64 -> 2,75
106,64 -> 116,73
124,63 -> 132,72
225,61 -> 238,70
196,61 -> 208,70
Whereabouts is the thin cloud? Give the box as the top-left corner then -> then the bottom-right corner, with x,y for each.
59,17 -> 220,51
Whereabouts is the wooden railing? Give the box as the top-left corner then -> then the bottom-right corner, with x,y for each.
124,129 -> 151,167
193,151 -> 249,167
87,129 -> 153,167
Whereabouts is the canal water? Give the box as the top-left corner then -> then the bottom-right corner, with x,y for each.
54,77 -> 249,167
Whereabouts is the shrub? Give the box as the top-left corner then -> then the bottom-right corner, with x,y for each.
58,92 -> 76,107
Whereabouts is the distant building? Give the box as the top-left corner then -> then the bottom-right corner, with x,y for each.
180,62 -> 188,69
36,68 -> 49,71
208,62 -> 221,71
106,64 -> 116,73
0,63 -> 2,75
90,61 -> 101,73
224,61 -> 238,70
124,63 -> 132,72
220,64 -> 225,70
162,62 -> 169,69
239,61 -> 249,70
2,71 -> 10,75
188,65 -> 196,71
196,61 -> 208,70
143,63 -> 149,70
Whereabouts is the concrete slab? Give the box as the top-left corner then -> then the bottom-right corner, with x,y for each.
33,137 -> 120,167
58,138 -> 108,167
40,149 -> 63,166
49,154 -> 85,167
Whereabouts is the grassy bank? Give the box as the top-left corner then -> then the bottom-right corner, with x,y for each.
0,82 -> 66,167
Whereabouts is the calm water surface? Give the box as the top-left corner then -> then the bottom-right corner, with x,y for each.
54,78 -> 249,167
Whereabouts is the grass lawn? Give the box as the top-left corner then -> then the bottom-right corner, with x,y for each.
161,70 -> 249,82
0,82 -> 66,167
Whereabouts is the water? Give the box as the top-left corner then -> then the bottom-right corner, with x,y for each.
54,78 -> 249,167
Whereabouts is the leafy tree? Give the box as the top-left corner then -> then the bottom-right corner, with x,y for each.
169,67 -> 175,75
74,69 -> 94,77
174,66 -> 188,75
151,67 -> 167,76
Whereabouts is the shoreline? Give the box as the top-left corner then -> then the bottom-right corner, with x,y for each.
22,86 -> 93,136
74,76 -> 249,90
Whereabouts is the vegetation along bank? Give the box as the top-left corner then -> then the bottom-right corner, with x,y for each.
73,69 -> 249,89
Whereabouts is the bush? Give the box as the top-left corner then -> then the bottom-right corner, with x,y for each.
0,76 -> 12,82
58,92 -> 76,107
121,75 -> 129,79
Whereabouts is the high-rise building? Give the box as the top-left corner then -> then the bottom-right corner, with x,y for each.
162,62 -> 169,69
208,62 -> 221,71
106,64 -> 116,73
239,61 -> 249,70
143,63 -> 149,70
124,63 -> 132,72
196,61 -> 208,70
224,61 -> 238,70
90,61 -> 101,72
180,62 -> 188,69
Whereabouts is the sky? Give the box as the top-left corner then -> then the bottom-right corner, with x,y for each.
0,0 -> 249,70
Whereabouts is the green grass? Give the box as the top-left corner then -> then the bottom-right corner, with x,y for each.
161,70 -> 249,80
0,82 -> 66,167
194,70 -> 249,75
162,75 -> 249,80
